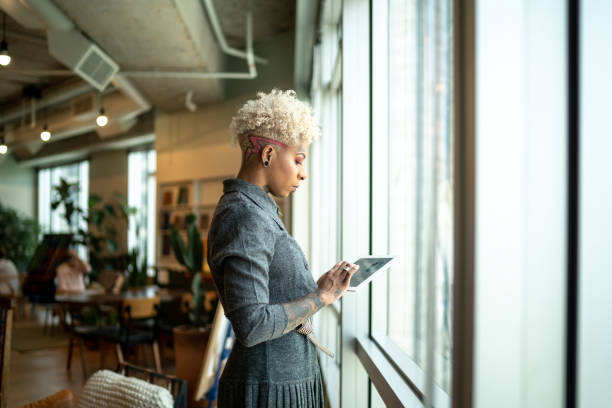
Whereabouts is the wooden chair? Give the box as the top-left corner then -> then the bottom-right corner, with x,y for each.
0,296 -> 15,408
97,296 -> 162,373
64,303 -> 99,379
0,275 -> 25,321
116,362 -> 187,408
21,389 -> 75,408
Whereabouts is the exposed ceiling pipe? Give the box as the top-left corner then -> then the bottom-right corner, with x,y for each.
21,0 -> 75,30
6,90 -> 141,149
0,69 -> 74,76
121,11 -> 256,80
201,0 -> 267,65
6,30 -> 47,46
111,74 -> 150,112
15,0 -> 151,130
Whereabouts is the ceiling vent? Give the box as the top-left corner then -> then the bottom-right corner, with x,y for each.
47,30 -> 119,91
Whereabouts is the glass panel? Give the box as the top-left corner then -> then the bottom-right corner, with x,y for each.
128,149 -> 156,272
310,9 -> 342,404
373,0 -> 453,394
579,0 -> 612,405
37,160 -> 89,259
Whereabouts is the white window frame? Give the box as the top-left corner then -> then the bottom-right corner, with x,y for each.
128,148 -> 157,274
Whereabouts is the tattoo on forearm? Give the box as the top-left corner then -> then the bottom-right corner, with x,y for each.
281,290 -> 325,335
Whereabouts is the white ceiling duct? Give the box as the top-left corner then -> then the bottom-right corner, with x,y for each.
6,90 -> 140,148
47,29 -> 119,91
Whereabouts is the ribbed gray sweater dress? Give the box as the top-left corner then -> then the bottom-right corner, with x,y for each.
208,178 -> 325,408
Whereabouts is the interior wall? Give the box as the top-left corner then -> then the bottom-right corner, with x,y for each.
89,150 -> 128,252
156,31 -> 296,183
0,154 -> 36,218
155,98 -> 244,183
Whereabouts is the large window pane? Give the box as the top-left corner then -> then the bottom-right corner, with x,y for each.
579,0 -> 612,406
128,149 -> 157,273
371,0 -> 453,396
38,160 -> 89,258
310,1 -> 342,404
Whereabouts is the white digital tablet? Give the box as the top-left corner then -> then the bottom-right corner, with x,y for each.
346,255 -> 396,292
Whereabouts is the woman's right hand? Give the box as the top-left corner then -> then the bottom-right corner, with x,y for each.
316,261 -> 360,305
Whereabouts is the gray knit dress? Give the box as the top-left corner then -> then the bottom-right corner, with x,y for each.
207,178 -> 325,408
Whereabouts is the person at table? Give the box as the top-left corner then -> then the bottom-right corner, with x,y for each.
55,249 -> 91,295
0,245 -> 20,296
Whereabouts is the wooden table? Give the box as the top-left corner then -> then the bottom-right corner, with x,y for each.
55,286 -> 184,307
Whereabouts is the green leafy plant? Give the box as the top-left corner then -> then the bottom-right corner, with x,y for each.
50,178 -> 136,280
0,202 -> 41,272
169,213 -> 215,327
125,247 -> 148,288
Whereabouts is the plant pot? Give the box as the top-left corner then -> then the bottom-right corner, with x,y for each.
173,324 -> 211,407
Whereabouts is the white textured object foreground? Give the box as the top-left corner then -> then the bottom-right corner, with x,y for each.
78,369 -> 174,408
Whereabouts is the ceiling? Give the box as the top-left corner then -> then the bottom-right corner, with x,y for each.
0,0 -> 295,161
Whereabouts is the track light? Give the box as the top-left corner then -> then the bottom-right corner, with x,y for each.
96,108 -> 108,127
40,124 -> 51,141
0,136 -> 7,155
0,13 -> 10,66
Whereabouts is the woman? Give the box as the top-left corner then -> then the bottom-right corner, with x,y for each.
208,89 -> 359,407
55,248 -> 90,295
0,246 -> 19,296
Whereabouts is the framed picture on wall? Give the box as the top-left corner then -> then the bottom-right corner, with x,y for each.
177,186 -> 190,205
162,190 -> 173,206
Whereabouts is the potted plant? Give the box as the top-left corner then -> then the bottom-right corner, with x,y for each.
169,213 -> 217,406
0,202 -> 40,272
50,178 -> 130,280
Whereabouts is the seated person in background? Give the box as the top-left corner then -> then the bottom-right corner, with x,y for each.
0,245 -> 19,296
55,249 -> 91,294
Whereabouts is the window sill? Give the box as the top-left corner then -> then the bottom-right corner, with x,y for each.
356,336 -> 423,407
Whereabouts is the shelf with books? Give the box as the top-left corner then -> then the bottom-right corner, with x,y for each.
156,176 -> 228,268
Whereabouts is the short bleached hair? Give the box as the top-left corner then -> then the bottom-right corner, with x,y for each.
230,89 -> 321,151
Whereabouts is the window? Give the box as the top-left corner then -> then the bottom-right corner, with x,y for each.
128,149 -> 156,273
38,160 -> 89,258
371,0 -> 453,402
309,0 -> 342,406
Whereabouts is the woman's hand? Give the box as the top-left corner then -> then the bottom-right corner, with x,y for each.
316,261 -> 360,305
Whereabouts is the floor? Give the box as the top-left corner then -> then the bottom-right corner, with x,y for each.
7,306 -> 176,407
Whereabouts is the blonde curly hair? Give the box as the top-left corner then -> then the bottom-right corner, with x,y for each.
230,89 -> 321,151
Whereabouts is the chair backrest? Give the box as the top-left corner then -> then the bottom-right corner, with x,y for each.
116,363 -> 187,408
0,296 -> 15,408
122,296 -> 161,320
80,368 -> 174,408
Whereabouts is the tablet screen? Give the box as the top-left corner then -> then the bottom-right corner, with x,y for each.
349,256 -> 395,289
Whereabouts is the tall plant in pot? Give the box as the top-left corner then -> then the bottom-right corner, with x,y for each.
169,213 -> 217,406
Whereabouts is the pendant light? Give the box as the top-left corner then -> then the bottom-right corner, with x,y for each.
0,13 -> 11,66
40,124 -> 50,141
0,136 -> 7,155
96,107 -> 108,127
0,105 -> 6,154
